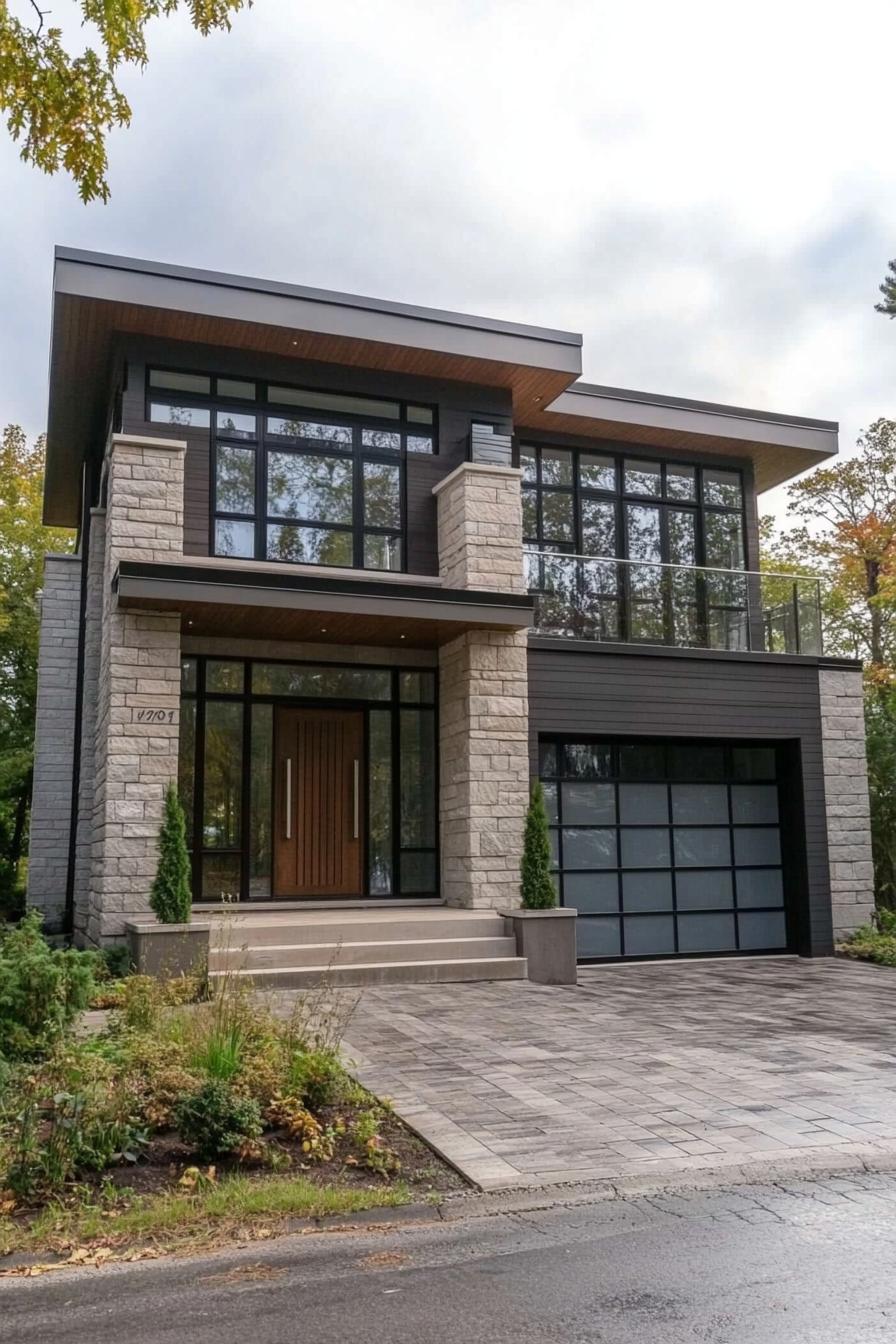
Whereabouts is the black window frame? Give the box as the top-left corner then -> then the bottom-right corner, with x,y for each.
518,441 -> 749,648
538,735 -> 793,963
144,367 -> 438,574
178,653 -> 439,903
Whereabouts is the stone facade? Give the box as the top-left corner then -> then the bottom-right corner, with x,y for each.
86,435 -> 186,944
433,462 -> 527,595
818,666 -> 875,938
434,464 -> 530,910
27,554 -> 82,932
72,508 -> 105,941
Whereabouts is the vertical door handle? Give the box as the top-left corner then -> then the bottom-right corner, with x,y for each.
285,758 -> 292,840
352,759 -> 360,840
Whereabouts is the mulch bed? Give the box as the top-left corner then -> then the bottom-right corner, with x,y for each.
67,1107 -> 466,1206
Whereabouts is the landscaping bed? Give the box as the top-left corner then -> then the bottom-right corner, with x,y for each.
0,915 -> 465,1268
837,907 -> 896,968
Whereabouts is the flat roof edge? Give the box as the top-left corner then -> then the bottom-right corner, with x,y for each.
566,381 -> 838,435
53,246 -> 583,350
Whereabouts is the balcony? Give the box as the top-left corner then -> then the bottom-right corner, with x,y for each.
526,551 -> 824,656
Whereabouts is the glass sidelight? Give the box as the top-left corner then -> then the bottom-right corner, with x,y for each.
179,656 -> 438,902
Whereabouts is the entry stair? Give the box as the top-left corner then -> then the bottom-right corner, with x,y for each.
204,907 -> 527,989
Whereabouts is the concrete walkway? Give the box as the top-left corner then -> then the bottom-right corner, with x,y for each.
340,957 -> 896,1190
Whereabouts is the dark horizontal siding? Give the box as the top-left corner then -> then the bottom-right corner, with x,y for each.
120,339 -> 512,573
527,645 -> 832,956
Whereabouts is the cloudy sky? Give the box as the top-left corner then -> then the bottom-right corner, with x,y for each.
1,0 -> 893,525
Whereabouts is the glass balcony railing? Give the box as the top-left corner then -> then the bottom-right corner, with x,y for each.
526,551 -> 824,655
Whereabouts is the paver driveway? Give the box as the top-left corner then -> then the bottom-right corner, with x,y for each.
340,957 -> 896,1189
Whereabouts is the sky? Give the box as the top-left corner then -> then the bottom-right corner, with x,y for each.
1,0 -> 894,527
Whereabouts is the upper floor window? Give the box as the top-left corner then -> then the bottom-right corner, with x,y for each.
147,369 -> 436,571
519,445 -> 745,573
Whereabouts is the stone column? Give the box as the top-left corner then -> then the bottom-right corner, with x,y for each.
27,553 -> 82,933
72,507 -> 106,942
87,435 -> 186,945
819,667 -> 875,939
433,464 -> 530,910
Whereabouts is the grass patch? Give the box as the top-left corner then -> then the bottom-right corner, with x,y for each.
0,1171 -> 412,1262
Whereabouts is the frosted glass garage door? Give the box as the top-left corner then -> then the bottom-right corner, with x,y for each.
540,740 -> 789,960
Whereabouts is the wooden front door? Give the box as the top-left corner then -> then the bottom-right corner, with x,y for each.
274,708 -> 364,898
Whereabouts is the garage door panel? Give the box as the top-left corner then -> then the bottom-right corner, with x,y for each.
543,737 -> 791,961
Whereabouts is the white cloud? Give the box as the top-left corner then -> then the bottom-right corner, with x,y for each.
1,0 -> 894,527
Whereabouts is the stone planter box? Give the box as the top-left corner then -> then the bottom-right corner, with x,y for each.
125,921 -> 210,981
500,908 -> 578,985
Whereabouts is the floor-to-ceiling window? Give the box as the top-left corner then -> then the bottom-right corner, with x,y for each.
147,368 -> 436,572
520,444 -> 748,648
178,655 -> 438,902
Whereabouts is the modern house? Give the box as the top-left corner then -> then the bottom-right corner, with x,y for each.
27,247 -> 874,983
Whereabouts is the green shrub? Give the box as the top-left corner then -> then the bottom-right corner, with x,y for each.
286,1047 -> 345,1110
520,780 -> 557,910
840,921 -> 896,967
149,785 -> 192,925
173,1080 -> 263,1162
0,911 -> 97,1059
100,944 -> 132,979
876,906 -> 896,937
1,1045 -> 147,1200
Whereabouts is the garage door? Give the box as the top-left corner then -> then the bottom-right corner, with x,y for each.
539,739 -> 790,960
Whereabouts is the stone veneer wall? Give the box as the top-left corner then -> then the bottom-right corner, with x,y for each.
72,508 -> 106,941
433,463 -> 530,909
819,666 -> 875,939
86,435 -> 186,944
27,554 -> 82,933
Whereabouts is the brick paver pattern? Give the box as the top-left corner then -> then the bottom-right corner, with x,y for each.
339,958 -> 896,1189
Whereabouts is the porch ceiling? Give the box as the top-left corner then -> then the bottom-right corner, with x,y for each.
113,559 -> 534,649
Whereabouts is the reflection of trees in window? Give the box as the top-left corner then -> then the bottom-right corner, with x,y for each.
267,453 -> 353,523
203,701 -> 242,848
368,711 -> 392,895
216,444 -> 255,513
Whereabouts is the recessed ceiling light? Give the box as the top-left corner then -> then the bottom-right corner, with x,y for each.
399,634 -> 406,640
320,627 -> 328,634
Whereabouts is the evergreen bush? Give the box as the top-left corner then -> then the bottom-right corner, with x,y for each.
149,784 -> 192,924
520,780 -> 557,909
0,910 -> 98,1058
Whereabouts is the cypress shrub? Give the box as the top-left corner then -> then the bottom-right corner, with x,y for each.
149,784 -> 192,924
520,780 -> 557,909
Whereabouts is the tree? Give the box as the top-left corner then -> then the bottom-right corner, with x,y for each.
0,426 -> 74,913
876,259 -> 896,318
520,780 -> 557,910
761,422 -> 896,910
0,1 -> 253,203
765,419 -> 896,681
149,783 -> 192,923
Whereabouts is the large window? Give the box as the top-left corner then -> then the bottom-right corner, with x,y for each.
147,369 -> 436,572
521,445 -> 748,647
178,655 -> 438,902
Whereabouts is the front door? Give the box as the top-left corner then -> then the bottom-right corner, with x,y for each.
274,707 -> 364,898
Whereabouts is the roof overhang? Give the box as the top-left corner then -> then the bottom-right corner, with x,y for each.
45,248 -> 583,526
113,558 -> 535,648
518,383 -> 839,493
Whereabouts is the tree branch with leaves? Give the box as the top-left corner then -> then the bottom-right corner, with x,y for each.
0,0 -> 253,202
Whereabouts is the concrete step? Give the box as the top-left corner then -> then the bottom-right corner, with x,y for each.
208,911 -> 507,949
208,956 -> 528,989
210,935 -> 518,971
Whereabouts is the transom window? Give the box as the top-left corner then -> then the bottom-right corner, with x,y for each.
147,369 -> 436,572
520,444 -> 748,647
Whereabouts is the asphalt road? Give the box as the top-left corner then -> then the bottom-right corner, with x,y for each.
3,1172 -> 896,1343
